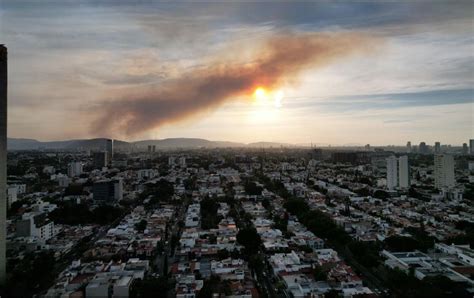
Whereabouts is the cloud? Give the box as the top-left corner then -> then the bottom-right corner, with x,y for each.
90,31 -> 378,137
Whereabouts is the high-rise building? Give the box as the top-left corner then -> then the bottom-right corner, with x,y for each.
15,212 -> 55,241
462,143 -> 468,155
0,44 -> 7,284
434,154 -> 455,190
406,141 -> 411,153
93,151 -> 108,169
419,142 -> 428,154
179,156 -> 186,168
470,139 -> 474,155
386,156 -> 398,190
169,156 -> 176,166
106,139 -> 114,162
398,156 -> 410,189
93,179 -> 123,204
386,155 -> 409,190
434,142 -> 441,154
67,161 -> 83,177
311,148 -> 323,160
148,145 -> 152,153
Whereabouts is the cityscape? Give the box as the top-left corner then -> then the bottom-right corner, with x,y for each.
1,1 -> 474,298
1,138 -> 474,297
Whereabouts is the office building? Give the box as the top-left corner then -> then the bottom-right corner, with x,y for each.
93,179 -> 123,204
386,156 -> 398,190
179,156 -> 186,168
434,142 -> 441,154
16,212 -> 55,241
470,139 -> 474,155
331,152 -> 369,164
0,44 -> 7,284
57,174 -> 70,188
93,151 -> 108,169
398,156 -> 410,189
6,186 -> 17,208
311,148 -> 323,160
67,161 -> 83,177
434,154 -> 455,190
169,156 -> 176,166
419,142 -> 428,154
462,143 -> 468,155
406,141 -> 411,153
106,139 -> 113,162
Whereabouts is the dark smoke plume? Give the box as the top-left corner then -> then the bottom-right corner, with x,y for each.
91,32 -> 377,137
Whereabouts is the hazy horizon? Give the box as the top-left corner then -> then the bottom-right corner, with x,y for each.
1,1 -> 473,144
7,135 -> 471,148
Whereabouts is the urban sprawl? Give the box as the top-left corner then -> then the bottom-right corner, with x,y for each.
5,140 -> 474,297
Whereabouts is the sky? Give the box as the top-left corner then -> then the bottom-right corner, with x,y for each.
0,1 -> 473,145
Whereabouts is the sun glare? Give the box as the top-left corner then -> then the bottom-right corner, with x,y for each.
249,86 -> 285,124
252,87 -> 284,108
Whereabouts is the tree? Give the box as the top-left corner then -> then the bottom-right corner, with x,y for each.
200,197 -> 220,229
384,236 -> 423,252
312,266 -> 328,281
142,179 -> 175,205
135,219 -> 148,232
283,198 -> 309,216
48,203 -> 124,225
130,276 -> 171,298
5,251 -> 56,297
373,190 -> 390,200
348,241 -> 381,267
197,275 -> 221,298
64,183 -> 85,196
354,187 -> 370,197
262,198 -> 271,210
244,181 -> 263,196
236,227 -> 262,254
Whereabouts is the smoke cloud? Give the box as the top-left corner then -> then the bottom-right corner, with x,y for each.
91,32 -> 378,137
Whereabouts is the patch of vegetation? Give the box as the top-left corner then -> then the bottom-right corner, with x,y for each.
49,203 -> 124,225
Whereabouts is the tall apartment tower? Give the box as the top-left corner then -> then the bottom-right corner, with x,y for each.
434,142 -> 441,154
0,45 -> 7,284
470,139 -> 474,155
93,151 -> 108,169
106,139 -> 113,162
406,141 -> 412,153
419,142 -> 428,154
386,156 -> 398,190
398,156 -> 410,189
434,154 -> 455,190
462,143 -> 468,155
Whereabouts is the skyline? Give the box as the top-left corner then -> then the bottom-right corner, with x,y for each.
0,1 -> 473,144
6,135 -> 474,149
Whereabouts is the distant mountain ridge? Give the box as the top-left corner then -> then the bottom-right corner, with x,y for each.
133,138 -> 244,149
7,137 -> 291,150
7,138 -> 130,151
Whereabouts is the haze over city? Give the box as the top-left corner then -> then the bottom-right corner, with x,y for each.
1,1 -> 472,145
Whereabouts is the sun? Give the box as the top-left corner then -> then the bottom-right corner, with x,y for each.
252,86 -> 284,108
248,86 -> 285,124
253,87 -> 268,103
